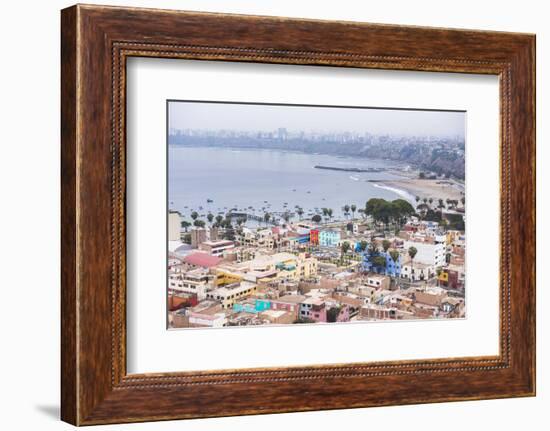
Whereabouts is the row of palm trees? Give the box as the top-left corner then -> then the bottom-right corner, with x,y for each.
414,196 -> 465,211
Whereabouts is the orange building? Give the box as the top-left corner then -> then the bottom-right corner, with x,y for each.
310,229 -> 319,245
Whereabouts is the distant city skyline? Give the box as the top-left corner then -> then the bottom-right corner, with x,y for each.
168,101 -> 465,139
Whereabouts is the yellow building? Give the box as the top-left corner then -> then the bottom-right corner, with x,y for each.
205,281 -> 257,309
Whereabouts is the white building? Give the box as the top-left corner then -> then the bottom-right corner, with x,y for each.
400,261 -> 435,281
199,240 -> 235,257
168,211 -> 181,241
404,240 -> 446,268
168,268 -> 212,300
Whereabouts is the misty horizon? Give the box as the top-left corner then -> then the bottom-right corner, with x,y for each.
168,101 -> 466,140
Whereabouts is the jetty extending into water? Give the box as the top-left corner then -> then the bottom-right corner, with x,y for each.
314,165 -> 386,173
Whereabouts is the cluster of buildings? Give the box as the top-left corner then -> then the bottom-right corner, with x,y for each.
167,210 -> 466,329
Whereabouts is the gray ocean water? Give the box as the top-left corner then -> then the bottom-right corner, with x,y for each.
168,146 -> 412,223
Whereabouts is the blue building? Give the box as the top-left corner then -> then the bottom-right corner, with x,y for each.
362,251 -> 402,277
319,230 -> 341,247
385,252 -> 402,277
233,299 -> 272,313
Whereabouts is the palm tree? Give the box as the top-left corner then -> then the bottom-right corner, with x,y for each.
215,215 -> 224,226
263,212 -> 271,226
428,198 -> 433,207
368,242 -> 378,256
343,204 -> 350,220
190,211 -> 199,222
207,213 -> 214,225
408,246 -> 418,282
297,207 -> 304,220
327,208 -> 333,223
282,211 -> 291,224
423,197 -> 428,205
415,196 -> 420,203
341,242 -> 351,265
438,198 -> 445,210
351,204 -> 357,220
389,249 -> 400,277
321,208 -> 329,224
341,241 -> 351,254
193,219 -> 205,228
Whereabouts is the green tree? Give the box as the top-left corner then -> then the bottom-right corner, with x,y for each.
282,211 -> 291,223
389,249 -> 400,264
312,214 -> 322,223
351,204 -> 357,220
371,255 -> 386,268
193,220 -> 205,228
297,207 -> 304,220
224,225 -> 236,241
391,199 -> 415,228
341,241 -> 351,255
408,246 -> 418,282
263,212 -> 271,226
382,239 -> 391,253
215,215 -> 224,226
321,207 -> 329,223
445,213 -> 465,231
358,240 -> 368,252
326,306 -> 341,323
180,220 -> 191,232
190,211 -> 199,221
343,204 -> 350,219
207,213 -> 214,224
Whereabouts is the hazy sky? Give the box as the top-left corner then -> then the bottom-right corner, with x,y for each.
168,101 -> 465,138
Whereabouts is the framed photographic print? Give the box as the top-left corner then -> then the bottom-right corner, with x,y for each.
61,4 -> 536,425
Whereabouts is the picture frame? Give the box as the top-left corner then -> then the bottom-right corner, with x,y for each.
61,4 -> 535,425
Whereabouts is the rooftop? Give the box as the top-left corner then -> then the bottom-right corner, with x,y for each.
184,252 -> 222,268
201,240 -> 234,247
274,294 -> 306,304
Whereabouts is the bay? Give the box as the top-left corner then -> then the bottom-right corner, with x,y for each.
168,146 -> 413,224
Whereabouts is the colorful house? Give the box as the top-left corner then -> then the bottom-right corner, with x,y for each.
361,250 -> 401,277
232,298 -> 272,313
385,252 -> 402,277
310,229 -> 319,245
319,230 -> 341,247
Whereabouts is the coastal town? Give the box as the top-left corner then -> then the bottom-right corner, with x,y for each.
167,186 -> 466,329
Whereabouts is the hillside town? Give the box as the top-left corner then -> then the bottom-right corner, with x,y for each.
167,197 -> 466,329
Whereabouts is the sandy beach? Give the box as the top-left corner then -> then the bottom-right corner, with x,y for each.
381,178 -> 464,202
375,168 -> 465,203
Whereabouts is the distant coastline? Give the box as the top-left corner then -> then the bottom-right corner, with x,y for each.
314,165 -> 386,173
